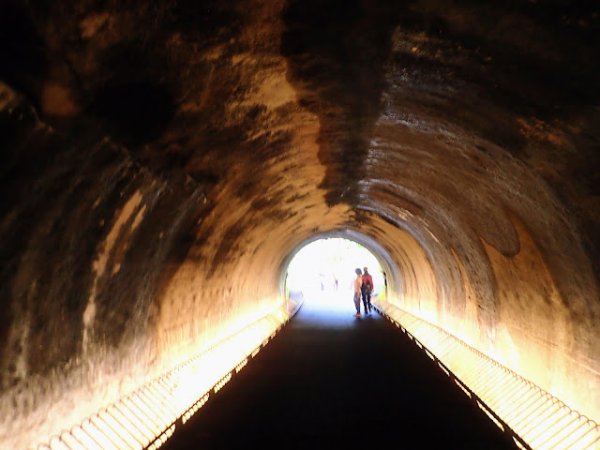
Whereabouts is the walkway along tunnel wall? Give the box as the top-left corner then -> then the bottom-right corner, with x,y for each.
0,0 -> 599,447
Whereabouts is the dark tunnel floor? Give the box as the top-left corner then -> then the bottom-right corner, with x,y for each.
162,297 -> 517,450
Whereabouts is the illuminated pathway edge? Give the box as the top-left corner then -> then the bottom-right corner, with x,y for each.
35,299 -> 302,450
373,301 -> 600,450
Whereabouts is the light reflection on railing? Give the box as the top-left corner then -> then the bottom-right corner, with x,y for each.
374,301 -> 600,450
213,373 -> 232,394
235,358 -> 248,373
36,300 -> 302,450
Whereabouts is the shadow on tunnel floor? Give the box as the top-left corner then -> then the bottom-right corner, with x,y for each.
162,296 -> 517,450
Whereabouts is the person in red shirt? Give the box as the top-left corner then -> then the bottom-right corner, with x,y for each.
361,267 -> 374,314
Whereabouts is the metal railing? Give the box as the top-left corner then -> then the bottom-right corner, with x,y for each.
36,299 -> 303,450
374,302 -> 600,450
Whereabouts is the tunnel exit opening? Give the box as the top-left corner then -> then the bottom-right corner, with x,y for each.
283,236 -> 388,311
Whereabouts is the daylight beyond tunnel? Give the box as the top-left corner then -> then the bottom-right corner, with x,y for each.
1,0 -> 599,447
284,237 -> 387,303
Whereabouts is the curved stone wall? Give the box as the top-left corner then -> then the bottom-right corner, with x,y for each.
1,0 -> 599,445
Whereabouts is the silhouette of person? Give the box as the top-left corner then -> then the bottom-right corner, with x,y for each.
353,268 -> 363,317
361,267 -> 374,314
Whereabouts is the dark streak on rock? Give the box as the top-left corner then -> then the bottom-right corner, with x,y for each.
282,0 -> 401,207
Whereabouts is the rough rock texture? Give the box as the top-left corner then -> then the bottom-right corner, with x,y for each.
1,0 -> 599,444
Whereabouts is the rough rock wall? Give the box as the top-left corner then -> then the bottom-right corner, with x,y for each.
281,0 -> 600,419
0,0 -> 599,443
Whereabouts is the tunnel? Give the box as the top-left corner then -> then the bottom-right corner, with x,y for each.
1,0 -> 599,448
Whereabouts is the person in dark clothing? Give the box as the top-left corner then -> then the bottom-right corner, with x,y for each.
361,267 -> 374,314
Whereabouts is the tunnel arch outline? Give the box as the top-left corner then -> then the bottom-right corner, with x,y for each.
278,229 -> 401,302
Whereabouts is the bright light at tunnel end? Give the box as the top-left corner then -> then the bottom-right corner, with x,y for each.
284,236 -> 388,306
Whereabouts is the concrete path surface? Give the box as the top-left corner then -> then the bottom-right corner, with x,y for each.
163,295 -> 517,449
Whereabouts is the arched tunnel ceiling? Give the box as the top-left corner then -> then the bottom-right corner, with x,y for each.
1,0 -> 600,442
